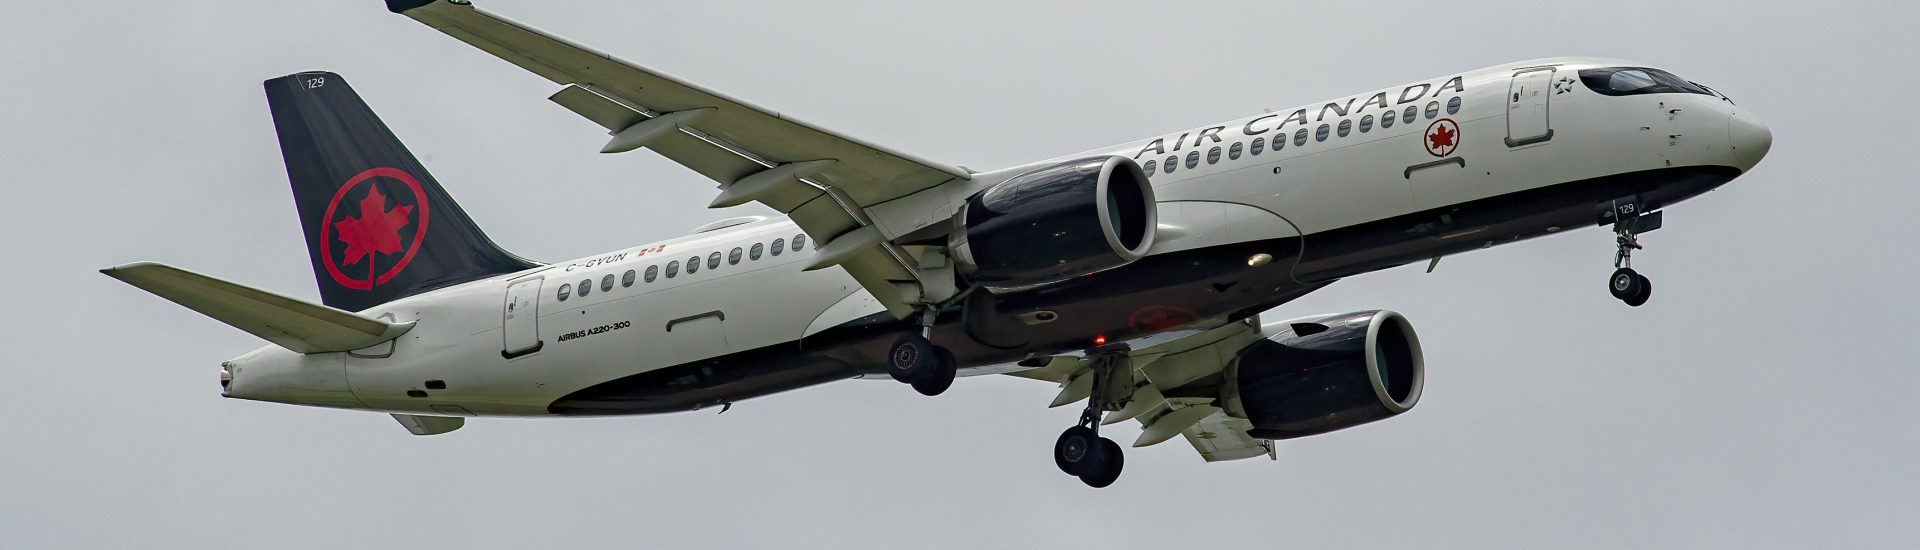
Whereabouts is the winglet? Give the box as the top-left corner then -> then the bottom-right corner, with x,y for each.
101,262 -> 414,354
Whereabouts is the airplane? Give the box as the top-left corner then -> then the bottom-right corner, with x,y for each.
103,0 -> 1770,488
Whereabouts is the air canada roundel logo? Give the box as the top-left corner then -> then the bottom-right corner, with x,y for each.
1128,304 -> 1198,334
1425,118 -> 1461,158
319,167 -> 431,290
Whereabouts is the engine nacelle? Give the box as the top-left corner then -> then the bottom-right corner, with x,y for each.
1223,310 -> 1425,440
949,156 -> 1156,291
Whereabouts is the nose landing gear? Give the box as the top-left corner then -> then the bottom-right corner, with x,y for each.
1609,267 -> 1652,307
1598,195 -> 1661,307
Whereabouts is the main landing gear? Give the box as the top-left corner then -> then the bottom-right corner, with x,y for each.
886,331 -> 955,396
1598,195 -> 1662,307
1052,355 -> 1126,488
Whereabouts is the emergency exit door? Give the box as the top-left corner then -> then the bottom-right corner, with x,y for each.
502,276 -> 544,358
1506,68 -> 1555,147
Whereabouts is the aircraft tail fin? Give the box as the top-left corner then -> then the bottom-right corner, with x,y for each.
100,262 -> 415,354
264,71 -> 537,312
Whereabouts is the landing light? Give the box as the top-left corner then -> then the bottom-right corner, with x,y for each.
1247,253 -> 1273,267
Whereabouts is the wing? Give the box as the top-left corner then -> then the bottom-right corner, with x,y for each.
1008,319 -> 1277,463
388,0 -> 976,317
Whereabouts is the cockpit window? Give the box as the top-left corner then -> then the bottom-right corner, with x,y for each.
1580,67 -> 1713,97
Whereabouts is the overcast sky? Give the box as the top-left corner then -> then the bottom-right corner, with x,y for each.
3,1 -> 1916,548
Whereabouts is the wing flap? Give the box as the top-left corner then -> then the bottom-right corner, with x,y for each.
101,262 -> 414,354
1182,412 -> 1274,462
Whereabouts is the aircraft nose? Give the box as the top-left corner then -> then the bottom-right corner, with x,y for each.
1728,110 -> 1772,171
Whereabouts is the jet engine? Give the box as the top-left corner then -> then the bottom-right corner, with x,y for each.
948,156 -> 1156,291
1223,310 -> 1425,440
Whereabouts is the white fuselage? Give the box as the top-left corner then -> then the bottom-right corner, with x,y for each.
224,57 -> 1770,417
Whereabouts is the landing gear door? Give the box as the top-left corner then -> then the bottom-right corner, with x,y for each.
502,276 -> 544,358
1506,68 -> 1555,147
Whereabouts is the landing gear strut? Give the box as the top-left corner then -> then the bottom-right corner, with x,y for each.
1052,354 -> 1126,488
1598,195 -> 1661,307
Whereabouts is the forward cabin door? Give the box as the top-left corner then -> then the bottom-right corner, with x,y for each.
1506,68 -> 1555,147
502,276 -> 544,358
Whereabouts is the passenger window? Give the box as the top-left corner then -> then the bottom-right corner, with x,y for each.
1360,115 -> 1374,133
600,274 -> 615,292
1337,119 -> 1352,137
622,269 -> 636,287
750,243 -> 764,260
729,247 -> 743,265
1228,142 -> 1243,160
577,279 -> 591,298
1381,111 -> 1395,128
1315,124 -> 1329,142
1402,106 -> 1416,124
772,238 -> 785,256
1206,146 -> 1221,164
1250,137 -> 1265,155
557,283 -> 571,301
1184,151 -> 1199,169
1447,96 -> 1462,115
1142,159 -> 1157,174
793,234 -> 808,250
645,264 -> 658,282
666,261 -> 679,278
1293,129 -> 1308,146
686,256 -> 700,274
1163,155 -> 1177,173
707,252 -> 721,270
1425,101 -> 1440,120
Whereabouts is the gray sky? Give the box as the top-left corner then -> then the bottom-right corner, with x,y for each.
3,0 -> 1915,547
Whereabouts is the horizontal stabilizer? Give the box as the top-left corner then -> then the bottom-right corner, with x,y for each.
101,262 -> 414,354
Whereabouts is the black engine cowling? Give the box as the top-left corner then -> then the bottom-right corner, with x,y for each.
949,156 -> 1156,291
1223,310 -> 1425,440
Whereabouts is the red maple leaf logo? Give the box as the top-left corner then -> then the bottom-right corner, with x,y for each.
1428,124 -> 1456,150
333,186 -> 414,267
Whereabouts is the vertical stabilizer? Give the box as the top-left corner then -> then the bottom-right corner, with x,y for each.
265,71 -> 537,311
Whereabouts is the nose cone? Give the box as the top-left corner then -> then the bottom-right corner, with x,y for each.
1728,110 -> 1772,171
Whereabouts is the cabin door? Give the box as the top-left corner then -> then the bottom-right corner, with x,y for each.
502,276 -> 544,358
1507,68 -> 1555,147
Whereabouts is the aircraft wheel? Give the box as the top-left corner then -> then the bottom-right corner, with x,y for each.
910,349 -> 957,397
886,333 -> 936,384
1054,426 -> 1100,476
1609,268 -> 1644,300
1624,275 -> 1652,307
1078,438 -> 1125,488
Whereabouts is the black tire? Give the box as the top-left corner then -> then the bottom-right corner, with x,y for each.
910,348 -> 957,396
1609,268 -> 1643,300
1624,275 -> 1652,307
1054,426 -> 1099,476
1078,438 -> 1125,488
886,333 -> 934,384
